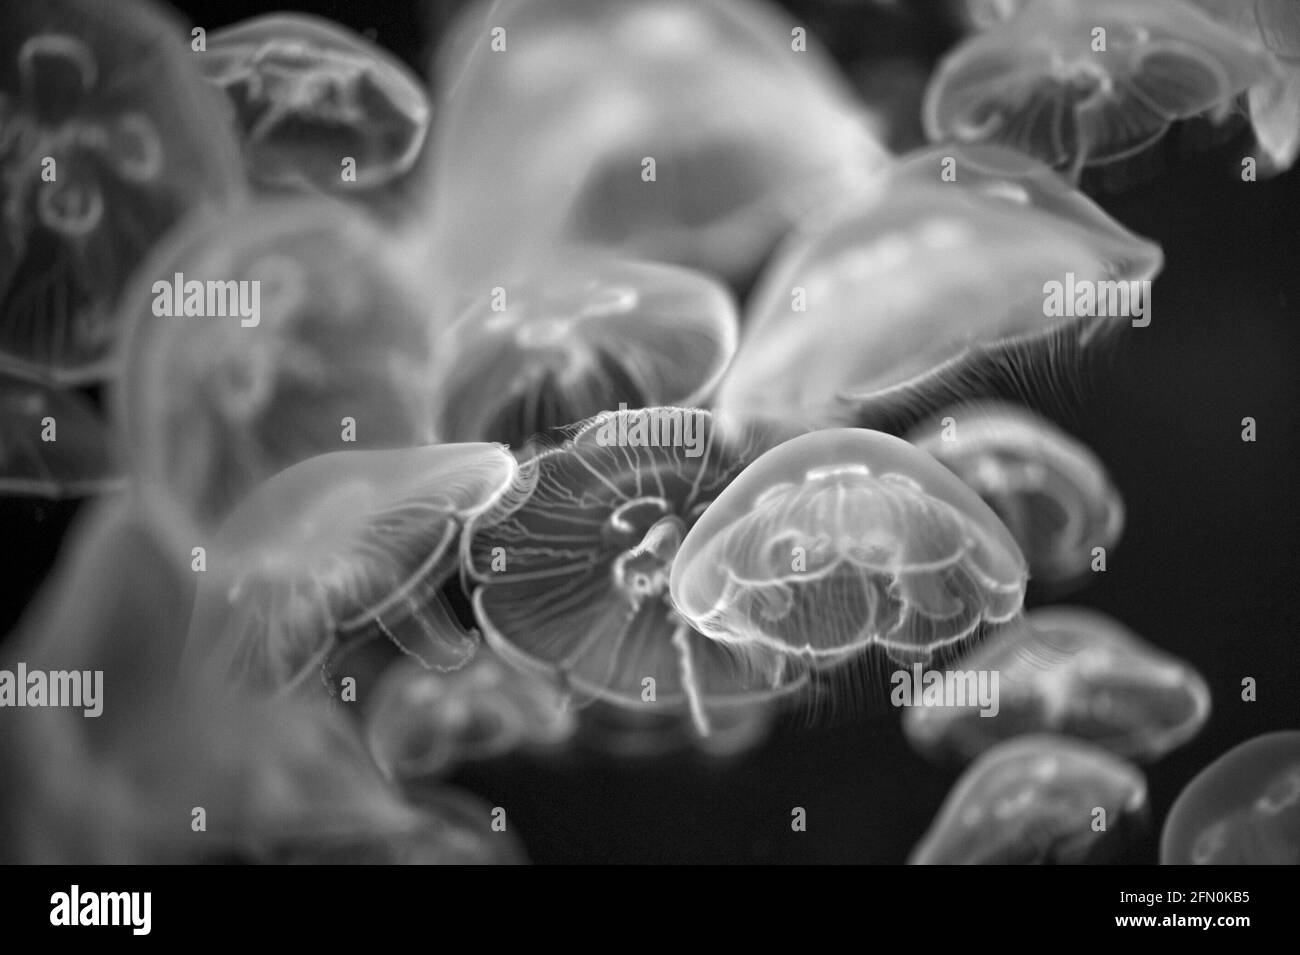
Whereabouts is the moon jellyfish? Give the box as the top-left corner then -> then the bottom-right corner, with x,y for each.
0,0 -> 245,383
669,428 -> 1028,665
200,14 -> 431,194
463,407 -> 805,737
922,0 -> 1275,181
908,403 -> 1124,586
114,198 -> 438,551
0,370 -> 118,497
183,443 -> 517,693
1161,731 -> 1300,864
431,254 -> 737,446
366,651 -> 575,783
904,606 -> 1211,763
716,184 -> 1120,429
425,0 -> 887,292
909,735 -> 1148,864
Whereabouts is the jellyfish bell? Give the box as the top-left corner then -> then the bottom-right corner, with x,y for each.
908,402 -> 1125,587
0,369 -> 120,498
669,428 -> 1028,667
200,13 -> 431,195
1161,731 -> 1300,864
430,252 -> 738,446
182,443 -> 517,693
922,0 -> 1276,182
0,0 -> 246,384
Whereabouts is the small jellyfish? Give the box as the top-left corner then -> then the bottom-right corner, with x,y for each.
923,0 -> 1275,181
424,0 -> 887,293
182,443 -> 517,693
910,735 -> 1148,864
0,369 -> 119,498
716,184 -> 1123,429
1161,731 -> 1300,864
114,198 -> 438,552
463,407 -> 806,737
200,14 -> 431,194
431,253 -> 737,446
904,606 -> 1211,763
669,428 -> 1028,665
0,0 -> 246,383
908,403 -> 1124,586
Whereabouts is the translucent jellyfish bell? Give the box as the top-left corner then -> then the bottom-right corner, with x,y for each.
431,254 -> 738,446
1161,731 -> 1300,864
200,14 -> 431,194
114,198 -> 438,552
904,606 -> 1211,763
463,407 -> 805,736
0,370 -> 119,498
923,0 -> 1275,181
183,443 -> 517,693
910,735 -> 1148,864
908,403 -> 1124,586
716,185 -> 1119,430
669,428 -> 1028,665
425,0 -> 888,291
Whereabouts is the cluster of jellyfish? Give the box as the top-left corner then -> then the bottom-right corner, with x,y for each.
0,0 -> 1296,865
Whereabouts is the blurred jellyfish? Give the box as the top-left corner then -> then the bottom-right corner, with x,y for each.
200,14 -> 431,194
904,606 -> 1211,763
114,198 -> 438,552
0,370 -> 119,497
922,0 -> 1275,181
463,407 -> 806,737
424,0 -> 888,294
890,143 -> 1164,282
908,403 -> 1124,587
366,650 -> 575,783
182,443 -> 517,693
431,254 -> 737,446
910,735 -> 1148,864
669,428 -> 1028,666
0,0 -> 246,383
716,184 -> 1124,430
1161,731 -> 1300,864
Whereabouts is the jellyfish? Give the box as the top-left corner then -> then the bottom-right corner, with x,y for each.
1161,731 -> 1300,864
0,0 -> 246,383
715,183 -> 1125,430
431,253 -> 737,446
922,0 -> 1275,181
903,606 -> 1211,763
199,14 -> 431,194
114,198 -> 438,553
182,443 -> 517,693
909,735 -> 1148,864
462,407 -> 806,737
424,0 -> 888,295
669,428 -> 1028,666
907,403 -> 1125,586
0,369 -> 119,497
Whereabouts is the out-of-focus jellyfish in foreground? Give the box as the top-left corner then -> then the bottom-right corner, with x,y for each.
199,14 -> 431,195
183,443 -> 517,693
669,428 -> 1028,666
908,403 -> 1124,587
716,184 -> 1124,430
0,370 -> 119,497
904,606 -> 1211,763
923,0 -> 1275,181
463,407 -> 805,737
1161,731 -> 1300,864
910,735 -> 1148,864
0,0 -> 245,383
431,254 -> 737,446
425,0 -> 888,293
114,198 -> 438,551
